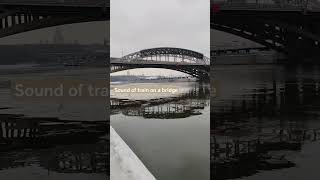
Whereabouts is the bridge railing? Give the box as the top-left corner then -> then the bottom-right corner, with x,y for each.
213,0 -> 309,10
211,47 -> 271,56
112,58 -> 208,66
0,0 -> 108,7
112,55 -> 210,65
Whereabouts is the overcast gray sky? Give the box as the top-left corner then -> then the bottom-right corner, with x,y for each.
111,0 -> 209,58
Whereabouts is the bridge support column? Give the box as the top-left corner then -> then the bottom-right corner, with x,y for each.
24,14 -> 29,23
17,15 -> 22,24
11,15 -> 16,26
4,17 -> 8,28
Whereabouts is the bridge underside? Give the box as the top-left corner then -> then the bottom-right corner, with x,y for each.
0,4 -> 108,38
212,10 -> 320,61
111,64 -> 210,81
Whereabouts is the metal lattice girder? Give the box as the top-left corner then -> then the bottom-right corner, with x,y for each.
0,0 -> 108,7
112,47 -> 210,80
140,47 -> 204,59
111,64 -> 210,80
0,1 -> 109,38
122,47 -> 210,65
211,1 -> 320,59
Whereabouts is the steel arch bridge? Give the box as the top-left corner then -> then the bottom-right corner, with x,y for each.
111,47 -> 210,80
212,0 -> 320,61
0,0 -> 109,39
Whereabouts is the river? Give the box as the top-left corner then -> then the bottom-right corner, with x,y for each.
111,81 -> 210,180
212,64 -> 320,180
0,64 -> 108,180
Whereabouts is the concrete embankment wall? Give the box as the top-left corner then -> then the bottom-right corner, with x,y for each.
110,126 -> 156,180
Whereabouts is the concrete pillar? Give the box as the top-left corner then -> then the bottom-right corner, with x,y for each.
4,17 -> 8,28
17,15 -> 22,24
11,15 -> 16,25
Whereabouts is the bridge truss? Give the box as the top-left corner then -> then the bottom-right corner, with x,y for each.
111,47 -> 210,80
122,47 -> 210,65
0,0 -> 109,38
212,0 -> 320,61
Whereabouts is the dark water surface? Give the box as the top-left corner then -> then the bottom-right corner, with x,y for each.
212,64 -> 320,180
0,65 -> 108,180
111,82 -> 210,180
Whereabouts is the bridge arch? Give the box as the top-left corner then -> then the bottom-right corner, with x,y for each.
212,26 -> 284,52
122,47 -> 210,65
212,2 -> 320,59
0,1 -> 109,38
111,47 -> 210,80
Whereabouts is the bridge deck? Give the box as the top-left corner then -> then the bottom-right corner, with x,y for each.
214,2 -> 320,12
111,58 -> 209,66
0,0 -> 108,7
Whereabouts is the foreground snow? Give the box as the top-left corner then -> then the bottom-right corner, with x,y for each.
110,126 -> 156,180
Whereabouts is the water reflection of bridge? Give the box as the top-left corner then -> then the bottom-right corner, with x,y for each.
212,76 -> 320,128
120,100 -> 208,119
212,128 -> 320,160
212,128 -> 320,180
211,72 -> 320,142
0,114 -> 108,174
211,66 -> 320,179
111,83 -> 210,119
0,143 -> 108,174
0,116 -> 107,144
45,145 -> 108,174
